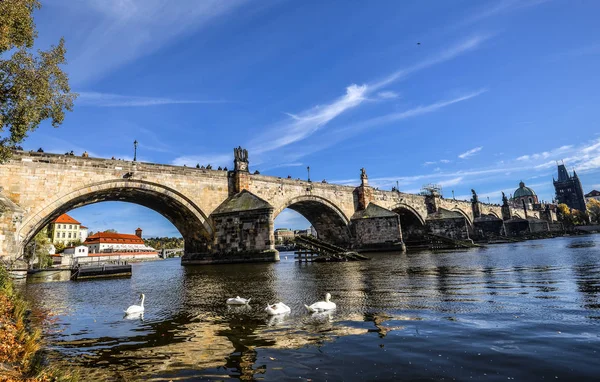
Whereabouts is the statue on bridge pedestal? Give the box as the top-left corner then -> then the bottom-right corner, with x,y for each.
471,189 -> 479,204
502,192 -> 509,206
234,146 -> 249,172
234,146 -> 248,162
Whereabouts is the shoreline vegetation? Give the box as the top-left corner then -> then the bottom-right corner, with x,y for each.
0,267 -> 77,382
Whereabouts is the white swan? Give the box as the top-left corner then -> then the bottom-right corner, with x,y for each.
265,302 -> 291,315
305,293 -> 336,312
226,296 -> 251,305
125,293 -> 145,315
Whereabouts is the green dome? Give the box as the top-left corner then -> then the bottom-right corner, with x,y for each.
513,181 -> 536,198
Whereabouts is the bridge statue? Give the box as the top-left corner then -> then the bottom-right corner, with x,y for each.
0,148 -> 545,265
502,192 -> 509,206
471,189 -> 479,204
234,146 -> 248,163
360,168 -> 368,180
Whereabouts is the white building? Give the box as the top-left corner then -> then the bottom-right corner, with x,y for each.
79,226 -> 89,242
84,230 -> 156,254
63,245 -> 89,257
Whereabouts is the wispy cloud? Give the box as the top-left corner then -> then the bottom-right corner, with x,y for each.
376,91 -> 400,99
60,0 -> 248,84
77,92 -> 226,107
439,176 -> 464,188
338,90 -> 487,136
259,90 -> 486,165
459,0 -> 549,27
458,146 -> 483,159
171,153 -> 231,168
370,36 -> 489,90
253,84 -> 368,154
250,36 -> 489,155
516,145 -> 572,161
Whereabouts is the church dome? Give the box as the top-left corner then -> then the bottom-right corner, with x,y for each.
513,181 -> 536,198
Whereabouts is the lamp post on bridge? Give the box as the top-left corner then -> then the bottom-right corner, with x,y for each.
307,166 -> 311,182
133,140 -> 138,162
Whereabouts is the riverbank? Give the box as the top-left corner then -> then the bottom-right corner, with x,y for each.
0,267 -> 77,381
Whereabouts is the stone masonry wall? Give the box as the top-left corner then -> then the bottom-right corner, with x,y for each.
351,215 -> 403,250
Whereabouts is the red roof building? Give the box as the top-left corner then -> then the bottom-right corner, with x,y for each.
84,231 -> 154,254
51,213 -> 81,225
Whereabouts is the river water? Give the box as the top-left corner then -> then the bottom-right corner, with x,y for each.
20,236 -> 600,381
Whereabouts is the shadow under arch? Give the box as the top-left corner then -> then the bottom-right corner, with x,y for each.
390,203 -> 426,242
273,195 -> 351,245
451,208 -> 473,226
19,179 -> 213,254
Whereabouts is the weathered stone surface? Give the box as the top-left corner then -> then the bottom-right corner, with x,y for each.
0,151 -> 549,264
473,214 -> 505,238
426,208 -> 470,240
351,203 -> 404,251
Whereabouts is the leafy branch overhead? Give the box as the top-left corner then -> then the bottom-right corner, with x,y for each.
0,0 -> 77,162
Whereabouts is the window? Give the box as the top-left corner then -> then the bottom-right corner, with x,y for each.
68,233 -> 72,238
62,233 -> 65,238
57,224 -> 61,229
69,225 -> 72,229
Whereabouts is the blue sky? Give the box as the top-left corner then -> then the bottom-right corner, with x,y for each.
22,0 -> 600,237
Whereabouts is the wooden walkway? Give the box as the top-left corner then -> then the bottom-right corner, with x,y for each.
294,235 -> 370,262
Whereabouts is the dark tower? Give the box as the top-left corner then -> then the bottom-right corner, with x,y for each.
553,164 -> 586,211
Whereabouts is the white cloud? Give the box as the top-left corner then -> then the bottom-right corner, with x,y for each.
516,145 -> 572,161
171,154 -> 231,168
251,36 -> 489,155
458,146 -> 483,159
371,36 -> 489,90
440,159 -> 451,163
423,161 -> 437,166
60,0 -> 248,84
253,84 -> 368,154
377,91 -> 399,99
439,177 -> 464,187
77,92 -> 226,107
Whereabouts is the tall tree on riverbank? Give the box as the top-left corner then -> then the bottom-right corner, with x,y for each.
0,0 -> 76,162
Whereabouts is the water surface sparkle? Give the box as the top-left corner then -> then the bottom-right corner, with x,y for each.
23,236 -> 600,381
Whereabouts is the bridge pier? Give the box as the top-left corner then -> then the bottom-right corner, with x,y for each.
0,192 -> 25,264
181,190 -> 279,265
350,203 -> 406,252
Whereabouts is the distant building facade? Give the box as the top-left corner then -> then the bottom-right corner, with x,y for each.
84,229 -> 156,254
48,213 -> 83,246
79,226 -> 89,242
510,181 -> 539,210
553,164 -> 586,211
274,228 -> 294,244
585,190 -> 600,202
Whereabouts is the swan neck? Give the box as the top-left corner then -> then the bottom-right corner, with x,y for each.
140,295 -> 145,307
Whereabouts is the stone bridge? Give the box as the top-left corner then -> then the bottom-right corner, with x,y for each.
0,149 -> 553,264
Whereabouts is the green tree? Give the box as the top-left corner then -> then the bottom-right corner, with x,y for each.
53,242 -> 65,254
0,0 -> 76,162
103,229 -> 118,233
587,199 -> 600,224
25,231 -> 53,268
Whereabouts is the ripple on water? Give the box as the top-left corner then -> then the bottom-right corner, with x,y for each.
20,236 -> 600,381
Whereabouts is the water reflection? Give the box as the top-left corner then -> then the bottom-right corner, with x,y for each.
21,236 -> 600,381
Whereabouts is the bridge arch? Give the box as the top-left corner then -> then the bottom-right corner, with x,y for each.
390,203 -> 426,242
273,195 -> 351,245
451,208 -> 473,226
19,179 -> 213,254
